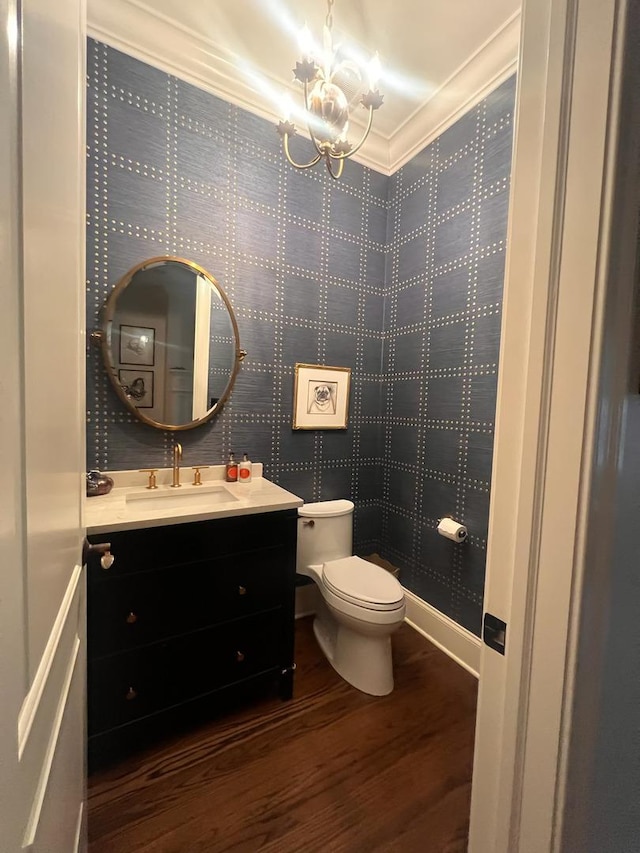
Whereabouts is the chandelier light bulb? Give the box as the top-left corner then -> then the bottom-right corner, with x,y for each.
367,52 -> 381,90
298,23 -> 314,60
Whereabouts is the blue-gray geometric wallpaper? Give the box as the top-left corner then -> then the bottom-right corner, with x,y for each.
382,77 -> 515,634
86,38 -> 514,636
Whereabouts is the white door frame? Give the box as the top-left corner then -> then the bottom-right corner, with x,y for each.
470,0 -> 633,849
1,0 -> 88,849
0,0 -> 30,839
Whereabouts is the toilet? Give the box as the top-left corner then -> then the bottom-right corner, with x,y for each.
296,499 -> 406,696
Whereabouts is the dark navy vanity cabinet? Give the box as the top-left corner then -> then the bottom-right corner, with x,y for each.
86,509 -> 297,770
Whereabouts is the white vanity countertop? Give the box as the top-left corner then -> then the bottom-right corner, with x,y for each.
85,464 -> 303,534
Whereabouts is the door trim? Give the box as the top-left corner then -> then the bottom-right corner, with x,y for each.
73,803 -> 85,853
18,563 -> 83,757
469,0 -> 578,841
22,633 -> 81,848
469,0 -> 628,849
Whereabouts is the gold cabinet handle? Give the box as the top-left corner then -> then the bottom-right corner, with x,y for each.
191,465 -> 210,486
236,651 -> 245,663
125,687 -> 137,701
238,585 -> 247,596
139,468 -> 158,489
126,612 -> 138,624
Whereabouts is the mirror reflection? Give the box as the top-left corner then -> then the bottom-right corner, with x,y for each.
100,257 -> 243,431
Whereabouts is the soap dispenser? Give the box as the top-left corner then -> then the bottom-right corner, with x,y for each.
238,452 -> 252,483
225,451 -> 238,483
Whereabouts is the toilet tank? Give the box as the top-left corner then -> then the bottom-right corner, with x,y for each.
296,500 -> 354,571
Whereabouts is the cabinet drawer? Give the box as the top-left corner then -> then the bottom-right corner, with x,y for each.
87,510 -> 297,579
88,610 -> 284,735
88,547 -> 289,657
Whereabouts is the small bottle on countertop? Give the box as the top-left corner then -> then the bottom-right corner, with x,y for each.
238,452 -> 252,483
225,451 -> 238,483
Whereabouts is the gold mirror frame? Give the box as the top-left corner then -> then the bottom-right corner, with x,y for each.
95,256 -> 246,431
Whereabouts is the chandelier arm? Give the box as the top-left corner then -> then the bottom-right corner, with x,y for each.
306,124 -> 329,159
329,106 -> 375,160
282,133 -> 323,170
325,156 -> 344,179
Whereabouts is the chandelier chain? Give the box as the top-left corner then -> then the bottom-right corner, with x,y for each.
325,0 -> 334,32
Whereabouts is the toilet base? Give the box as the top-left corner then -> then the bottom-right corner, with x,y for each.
313,598 -> 399,697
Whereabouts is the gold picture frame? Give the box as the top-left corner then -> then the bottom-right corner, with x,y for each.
292,363 -> 351,430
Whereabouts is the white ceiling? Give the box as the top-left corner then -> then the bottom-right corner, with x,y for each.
88,0 -> 521,174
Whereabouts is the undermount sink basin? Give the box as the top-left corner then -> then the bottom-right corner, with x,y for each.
126,483 -> 239,511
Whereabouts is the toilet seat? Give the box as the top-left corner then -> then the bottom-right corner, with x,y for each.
322,556 -> 404,611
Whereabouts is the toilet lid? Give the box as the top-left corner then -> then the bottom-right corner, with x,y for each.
322,557 -> 404,610
298,499 -> 354,518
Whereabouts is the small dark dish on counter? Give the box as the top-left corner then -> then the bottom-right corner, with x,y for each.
86,471 -> 114,497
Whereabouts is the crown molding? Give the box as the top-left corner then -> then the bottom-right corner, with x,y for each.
88,0 -> 520,176
88,0 -> 282,123
87,0 -> 391,173
388,12 -> 521,174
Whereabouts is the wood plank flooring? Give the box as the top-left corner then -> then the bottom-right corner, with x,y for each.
88,617 -> 478,853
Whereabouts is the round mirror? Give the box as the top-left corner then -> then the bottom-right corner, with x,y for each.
97,256 -> 245,431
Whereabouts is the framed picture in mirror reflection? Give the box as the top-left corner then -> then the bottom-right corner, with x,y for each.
118,369 -> 154,408
119,324 -> 155,366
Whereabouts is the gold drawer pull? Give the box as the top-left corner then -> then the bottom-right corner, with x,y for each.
238,585 -> 247,596
125,687 -> 137,701
126,612 -> 138,624
236,651 -> 245,663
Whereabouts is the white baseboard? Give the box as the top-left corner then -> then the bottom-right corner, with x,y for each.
403,589 -> 481,678
295,582 -> 481,678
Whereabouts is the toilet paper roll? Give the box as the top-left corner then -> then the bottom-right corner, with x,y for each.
437,517 -> 467,542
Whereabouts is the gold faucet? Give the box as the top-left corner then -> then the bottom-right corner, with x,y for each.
171,442 -> 183,487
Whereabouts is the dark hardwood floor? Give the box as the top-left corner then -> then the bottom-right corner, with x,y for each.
88,617 -> 478,853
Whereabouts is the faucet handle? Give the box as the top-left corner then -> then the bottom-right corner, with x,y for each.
139,468 -> 158,489
191,466 -> 209,486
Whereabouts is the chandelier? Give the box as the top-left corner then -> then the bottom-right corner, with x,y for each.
276,0 -> 384,179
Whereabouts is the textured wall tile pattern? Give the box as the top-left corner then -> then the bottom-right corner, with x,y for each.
381,76 -> 515,634
86,41 -> 386,554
